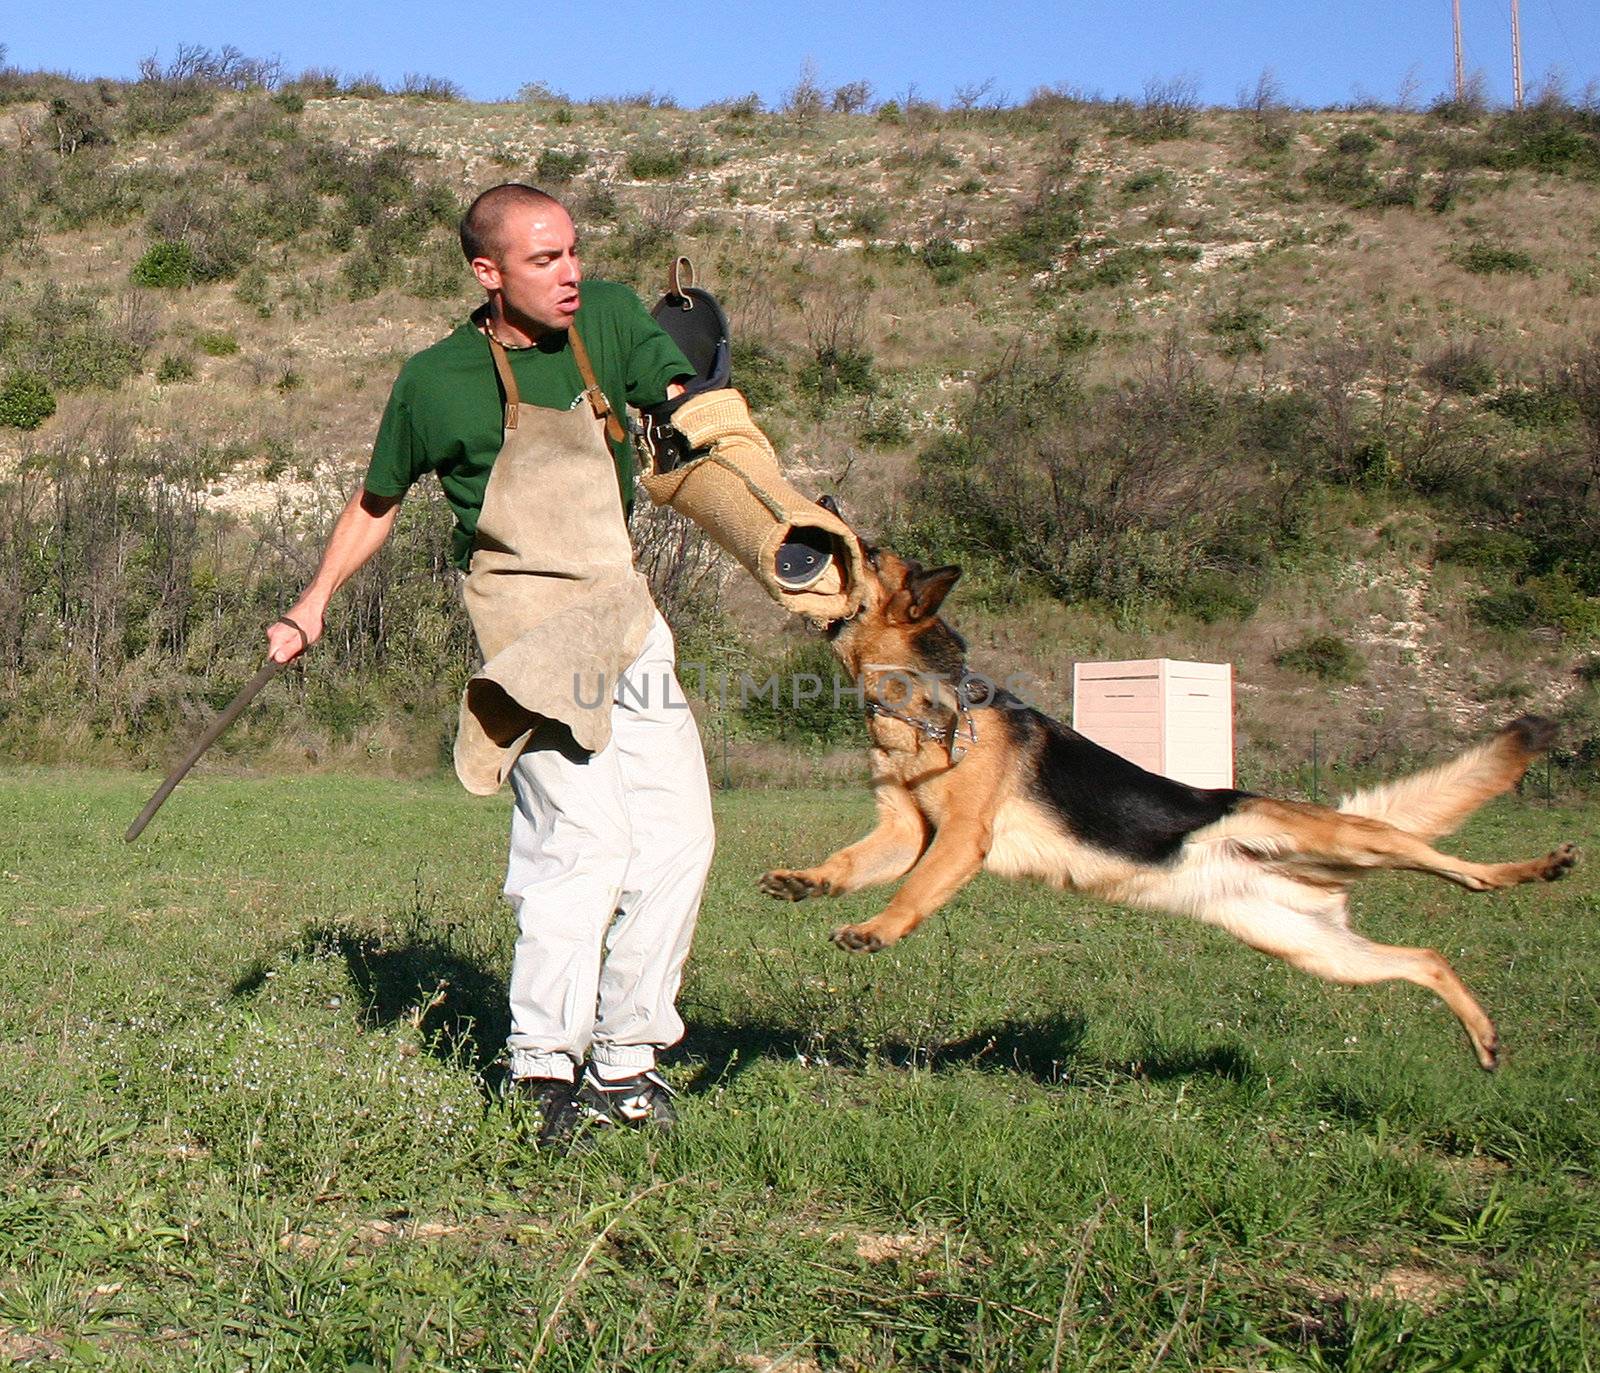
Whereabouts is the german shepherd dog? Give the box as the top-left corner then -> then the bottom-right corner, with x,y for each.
760,542 -> 1577,1071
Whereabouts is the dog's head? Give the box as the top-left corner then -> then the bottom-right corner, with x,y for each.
814,496 -> 964,678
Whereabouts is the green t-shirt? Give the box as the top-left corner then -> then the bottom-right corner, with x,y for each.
363,279 -> 692,567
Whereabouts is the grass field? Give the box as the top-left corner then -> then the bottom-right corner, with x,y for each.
0,769 -> 1596,1370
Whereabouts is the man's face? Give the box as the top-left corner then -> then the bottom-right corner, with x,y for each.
471,201 -> 582,338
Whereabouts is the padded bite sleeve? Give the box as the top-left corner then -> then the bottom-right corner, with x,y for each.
638,388 -> 865,620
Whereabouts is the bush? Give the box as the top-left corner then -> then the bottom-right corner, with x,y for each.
195,331 -> 239,357
1451,242 -> 1537,276
1275,633 -> 1361,682
1481,386 -> 1578,429
1304,148 -> 1379,205
1437,530 -> 1534,573
738,638 -> 863,748
1206,305 -> 1270,357
993,180 -> 1089,272
0,372 -> 56,429
1173,569 -> 1258,623
731,340 -> 789,412
1487,104 -> 1600,176
535,147 -> 588,183
155,353 -> 195,384
1424,341 -> 1497,395
1475,571 -> 1600,637
1133,75 -> 1200,142
798,347 -> 875,407
130,240 -> 197,288
625,143 -> 685,180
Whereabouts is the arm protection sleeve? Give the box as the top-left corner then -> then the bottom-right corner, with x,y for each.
638,388 -> 865,621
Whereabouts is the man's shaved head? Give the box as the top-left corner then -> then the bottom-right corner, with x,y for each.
460,183 -> 565,263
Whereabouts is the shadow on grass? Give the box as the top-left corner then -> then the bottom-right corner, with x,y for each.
678,1010 -> 1256,1094
230,922 -> 508,1075
229,925 -> 1256,1096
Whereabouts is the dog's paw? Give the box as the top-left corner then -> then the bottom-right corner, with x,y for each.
1540,842 -> 1578,881
1477,1027 -> 1502,1073
830,922 -> 885,953
759,870 -> 833,902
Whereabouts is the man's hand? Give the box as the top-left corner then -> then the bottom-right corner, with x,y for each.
266,609 -> 322,664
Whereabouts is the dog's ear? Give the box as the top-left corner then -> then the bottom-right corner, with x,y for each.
903,564 -> 961,621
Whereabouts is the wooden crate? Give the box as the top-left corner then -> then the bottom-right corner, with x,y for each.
1071,659 -> 1234,788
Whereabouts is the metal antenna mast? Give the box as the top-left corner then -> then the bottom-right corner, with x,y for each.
1510,0 -> 1525,108
1453,0 -> 1466,101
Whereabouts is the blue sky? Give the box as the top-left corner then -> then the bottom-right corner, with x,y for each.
5,0 -> 1596,111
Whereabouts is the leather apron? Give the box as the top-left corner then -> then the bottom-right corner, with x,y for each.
453,331 -> 656,796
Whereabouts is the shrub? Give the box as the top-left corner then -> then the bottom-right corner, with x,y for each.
993,179 -> 1090,272
1451,242 -> 1537,276
738,638 -> 863,748
130,240 -> 197,288
1206,305 -> 1270,357
0,372 -> 55,429
832,81 -> 873,115
47,92 -> 114,155
1173,569 -> 1258,623
399,73 -> 461,101
1479,571 -> 1600,637
730,340 -> 788,412
902,341 -> 1296,614
845,205 -> 888,236
1424,341 -> 1496,395
1304,148 -> 1379,205
1481,386 -> 1578,428
625,143 -> 685,180
857,398 -> 912,447
1275,633 -> 1361,681
535,147 -> 588,183
195,331 -> 239,357
155,353 -> 195,384
1437,529 -> 1534,573
1133,75 -> 1200,142
1487,105 -> 1600,176
1122,169 -> 1171,195
798,347 -> 875,408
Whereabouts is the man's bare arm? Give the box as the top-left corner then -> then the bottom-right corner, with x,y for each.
266,489 -> 403,663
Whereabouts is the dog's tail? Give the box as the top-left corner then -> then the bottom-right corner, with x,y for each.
1337,715 -> 1556,840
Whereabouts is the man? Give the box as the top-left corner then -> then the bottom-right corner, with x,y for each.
266,184 -> 715,1148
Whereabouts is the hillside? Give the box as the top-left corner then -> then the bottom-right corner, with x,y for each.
1,64 -> 1598,785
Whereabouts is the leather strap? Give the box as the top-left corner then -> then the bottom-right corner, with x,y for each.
486,335 -> 520,432
567,324 -> 627,446
274,614 -> 309,655
667,256 -> 694,301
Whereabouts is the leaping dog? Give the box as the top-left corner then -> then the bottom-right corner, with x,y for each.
760,542 -> 1576,1071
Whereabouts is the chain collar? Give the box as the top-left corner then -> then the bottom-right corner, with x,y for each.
862,675 -> 984,763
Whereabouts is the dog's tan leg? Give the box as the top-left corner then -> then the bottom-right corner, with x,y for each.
1224,906 -> 1501,1070
760,784 -> 929,902
831,817 -> 990,952
1336,820 -> 1576,892
1248,802 -> 1577,891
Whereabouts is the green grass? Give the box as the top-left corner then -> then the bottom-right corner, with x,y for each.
1,771 -> 1597,1369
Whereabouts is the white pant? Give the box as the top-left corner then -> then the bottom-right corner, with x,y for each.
504,613 -> 715,1082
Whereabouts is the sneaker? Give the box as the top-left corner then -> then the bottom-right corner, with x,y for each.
575,1068 -> 678,1130
508,1075 -> 585,1150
